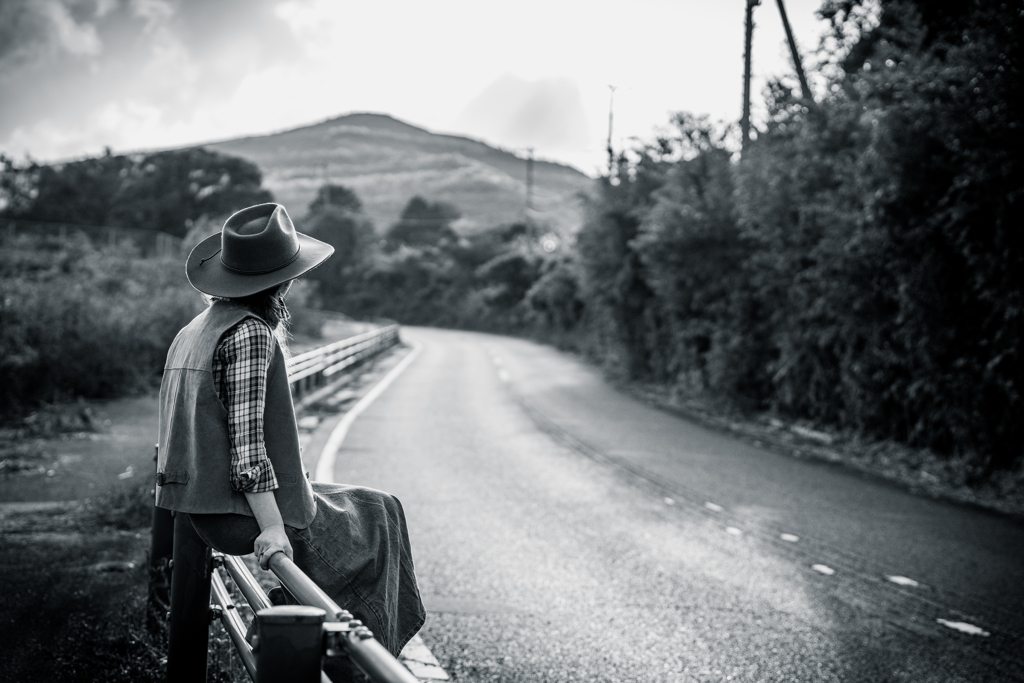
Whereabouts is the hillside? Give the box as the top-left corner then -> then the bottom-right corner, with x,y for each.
204,113 -> 595,234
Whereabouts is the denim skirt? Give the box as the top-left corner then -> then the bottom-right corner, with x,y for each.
191,482 -> 426,657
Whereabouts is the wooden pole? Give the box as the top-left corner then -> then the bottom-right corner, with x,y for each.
525,147 -> 534,228
323,163 -> 331,207
741,0 -> 759,151
775,0 -> 812,102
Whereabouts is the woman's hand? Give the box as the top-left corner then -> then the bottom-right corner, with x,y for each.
254,523 -> 293,570
244,491 -> 293,569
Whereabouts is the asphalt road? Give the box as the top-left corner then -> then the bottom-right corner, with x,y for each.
322,327 -> 1024,682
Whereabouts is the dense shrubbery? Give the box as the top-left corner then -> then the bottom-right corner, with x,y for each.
300,188 -> 551,330
567,0 -> 1022,472
308,0 -> 1021,474
0,233 -> 203,413
0,146 -> 271,415
0,147 -> 271,237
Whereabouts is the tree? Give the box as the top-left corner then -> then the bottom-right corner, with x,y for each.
301,184 -> 375,308
307,184 -> 363,215
575,153 -> 666,380
107,148 -> 273,237
385,196 -> 460,249
731,0 -> 1024,468
632,114 -> 750,395
526,257 -> 585,332
831,0 -> 1023,468
0,148 -> 273,237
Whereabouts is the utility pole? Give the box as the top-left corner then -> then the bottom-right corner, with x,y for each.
525,147 -> 534,229
322,162 -> 330,206
775,0 -> 812,103
606,85 -> 617,177
741,0 -> 760,152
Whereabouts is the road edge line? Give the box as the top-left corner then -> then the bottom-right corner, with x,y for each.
314,341 -> 423,482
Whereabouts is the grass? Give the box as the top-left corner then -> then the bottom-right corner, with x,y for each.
0,482 -> 250,682
0,488 -> 161,682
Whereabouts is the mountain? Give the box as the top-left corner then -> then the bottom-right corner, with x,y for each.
204,113 -> 595,234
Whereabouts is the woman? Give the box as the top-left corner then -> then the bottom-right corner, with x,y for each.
155,203 -> 425,670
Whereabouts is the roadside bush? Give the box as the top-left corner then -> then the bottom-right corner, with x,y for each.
83,480 -> 155,530
1,147 -> 272,238
0,232 -> 203,415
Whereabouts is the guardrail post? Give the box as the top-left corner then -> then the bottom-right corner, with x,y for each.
167,512 -> 212,682
254,606 -> 326,683
148,445 -> 174,634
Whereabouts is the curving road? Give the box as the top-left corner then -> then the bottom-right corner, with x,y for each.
320,327 -> 1024,682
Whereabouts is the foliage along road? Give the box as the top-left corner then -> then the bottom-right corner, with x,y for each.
316,327 -> 1024,682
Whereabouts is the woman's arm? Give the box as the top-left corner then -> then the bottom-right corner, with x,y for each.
213,318 -> 293,568
245,491 -> 293,569
214,319 -> 281,493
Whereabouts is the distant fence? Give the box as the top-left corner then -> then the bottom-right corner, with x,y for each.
3,218 -> 183,258
150,327 -> 413,682
287,325 -> 401,402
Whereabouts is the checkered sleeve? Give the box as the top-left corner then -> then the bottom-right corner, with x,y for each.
212,318 -> 280,493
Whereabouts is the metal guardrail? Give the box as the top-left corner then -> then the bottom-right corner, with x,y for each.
150,325 -> 415,682
286,325 -> 400,400
209,551 -> 419,683
155,510 -> 420,683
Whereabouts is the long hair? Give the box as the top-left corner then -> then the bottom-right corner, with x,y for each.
208,282 -> 291,353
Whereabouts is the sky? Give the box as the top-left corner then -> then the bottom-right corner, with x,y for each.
0,0 -> 832,176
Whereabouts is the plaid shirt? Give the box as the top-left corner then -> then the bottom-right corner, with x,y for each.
211,318 -> 279,493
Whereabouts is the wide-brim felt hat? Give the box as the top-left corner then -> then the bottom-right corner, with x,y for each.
186,203 -> 334,298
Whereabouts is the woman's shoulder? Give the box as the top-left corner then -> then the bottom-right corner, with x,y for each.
235,316 -> 274,338
218,316 -> 275,353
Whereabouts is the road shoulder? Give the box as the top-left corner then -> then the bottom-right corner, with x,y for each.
619,379 -> 1024,519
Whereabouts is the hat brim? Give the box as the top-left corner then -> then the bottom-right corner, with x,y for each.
186,231 -> 335,298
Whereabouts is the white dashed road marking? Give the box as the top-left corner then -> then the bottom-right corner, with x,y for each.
490,353 -> 510,382
486,345 -> 990,649
936,619 -> 990,636
887,575 -> 920,587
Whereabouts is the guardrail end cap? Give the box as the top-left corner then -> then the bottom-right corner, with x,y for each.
256,605 -> 327,624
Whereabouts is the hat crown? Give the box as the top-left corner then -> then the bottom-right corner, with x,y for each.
220,204 -> 300,275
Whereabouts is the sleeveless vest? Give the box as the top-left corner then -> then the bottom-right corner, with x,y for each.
156,300 -> 316,529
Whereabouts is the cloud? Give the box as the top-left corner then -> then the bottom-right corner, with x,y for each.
0,0 -> 310,158
0,0 -> 104,73
130,0 -> 174,34
458,75 -> 591,154
0,0 -> 834,172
